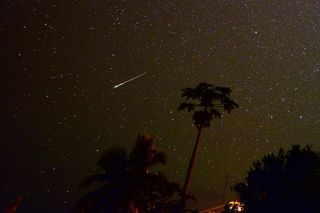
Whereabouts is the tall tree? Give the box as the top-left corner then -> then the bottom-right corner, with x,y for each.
74,134 -> 181,213
233,145 -> 320,213
179,83 -> 238,196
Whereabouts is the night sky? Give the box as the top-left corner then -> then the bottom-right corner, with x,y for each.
1,1 -> 319,212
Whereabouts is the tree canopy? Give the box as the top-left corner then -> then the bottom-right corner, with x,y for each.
233,145 -> 320,213
179,82 -> 239,129
74,134 -> 181,213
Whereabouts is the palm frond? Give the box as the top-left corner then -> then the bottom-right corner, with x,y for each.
79,173 -> 113,189
180,83 -> 238,128
97,148 -> 128,174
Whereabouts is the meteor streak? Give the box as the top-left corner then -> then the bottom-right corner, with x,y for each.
113,72 -> 147,89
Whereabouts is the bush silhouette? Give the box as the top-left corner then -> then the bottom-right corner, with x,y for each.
233,145 -> 320,213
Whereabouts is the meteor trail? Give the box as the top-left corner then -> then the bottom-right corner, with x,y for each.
112,72 -> 147,89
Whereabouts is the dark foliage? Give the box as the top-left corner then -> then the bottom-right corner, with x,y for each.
233,145 -> 320,213
74,134 -> 182,213
179,82 -> 239,129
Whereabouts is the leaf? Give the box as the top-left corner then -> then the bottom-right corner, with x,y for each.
179,102 -> 195,111
179,83 -> 239,128
80,173 -> 113,189
97,148 -> 128,173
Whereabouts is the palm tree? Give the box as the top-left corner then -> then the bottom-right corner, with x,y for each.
178,83 -> 238,197
74,134 -> 180,213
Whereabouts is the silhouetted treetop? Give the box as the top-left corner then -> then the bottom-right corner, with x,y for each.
130,134 -> 167,172
233,144 -> 320,213
179,82 -> 238,129
75,134 -> 181,213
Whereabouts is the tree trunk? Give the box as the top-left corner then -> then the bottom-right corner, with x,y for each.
183,126 -> 203,195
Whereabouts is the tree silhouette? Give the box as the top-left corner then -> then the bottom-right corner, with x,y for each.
233,145 -> 320,213
178,82 -> 238,210
74,134 -> 181,213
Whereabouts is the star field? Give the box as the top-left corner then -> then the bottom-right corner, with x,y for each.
0,1 -> 319,212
